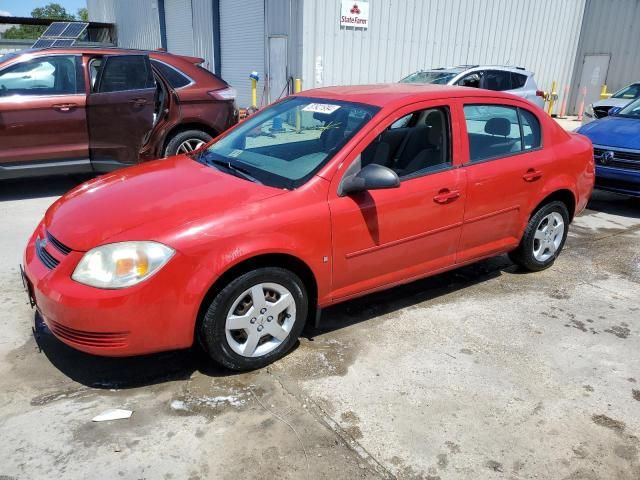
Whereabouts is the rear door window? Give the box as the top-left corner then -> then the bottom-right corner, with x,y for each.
94,55 -> 155,93
463,104 -> 542,162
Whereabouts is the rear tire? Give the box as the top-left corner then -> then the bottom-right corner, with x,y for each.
199,267 -> 308,371
164,130 -> 212,157
509,201 -> 570,272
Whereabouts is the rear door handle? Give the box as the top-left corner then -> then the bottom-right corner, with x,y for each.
52,103 -> 77,112
129,98 -> 148,106
433,188 -> 460,204
523,168 -> 543,182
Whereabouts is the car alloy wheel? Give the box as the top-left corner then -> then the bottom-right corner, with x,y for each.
532,212 -> 565,262
176,138 -> 206,154
224,282 -> 296,357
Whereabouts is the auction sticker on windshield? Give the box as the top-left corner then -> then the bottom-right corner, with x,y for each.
302,103 -> 341,114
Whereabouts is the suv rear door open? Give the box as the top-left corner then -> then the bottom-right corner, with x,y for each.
87,54 -> 156,168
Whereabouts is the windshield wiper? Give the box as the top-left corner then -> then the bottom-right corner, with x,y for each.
206,157 -> 262,184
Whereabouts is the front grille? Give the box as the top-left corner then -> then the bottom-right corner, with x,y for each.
46,231 -> 72,255
594,147 -> 640,171
47,318 -> 129,348
36,238 -> 60,269
593,106 -> 612,119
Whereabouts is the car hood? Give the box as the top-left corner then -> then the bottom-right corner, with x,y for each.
593,97 -> 633,109
577,115 -> 640,150
44,156 -> 285,251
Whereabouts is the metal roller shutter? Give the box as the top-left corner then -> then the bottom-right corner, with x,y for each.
164,0 -> 195,57
220,0 -> 264,108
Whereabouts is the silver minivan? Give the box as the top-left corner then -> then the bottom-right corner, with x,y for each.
400,65 -> 545,109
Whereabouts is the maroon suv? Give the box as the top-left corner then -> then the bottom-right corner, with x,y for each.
0,47 -> 238,179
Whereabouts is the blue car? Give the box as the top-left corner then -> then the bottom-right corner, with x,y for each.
577,97 -> 640,197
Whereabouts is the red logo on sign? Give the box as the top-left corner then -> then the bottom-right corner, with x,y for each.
350,3 -> 360,14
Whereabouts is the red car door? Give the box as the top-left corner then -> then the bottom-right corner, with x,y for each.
456,101 -> 548,263
328,102 -> 467,301
87,54 -> 156,167
0,54 -> 89,174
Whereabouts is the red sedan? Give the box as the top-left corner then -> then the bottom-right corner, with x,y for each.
23,84 -> 594,370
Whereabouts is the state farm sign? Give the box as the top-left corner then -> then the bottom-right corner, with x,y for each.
340,1 -> 369,28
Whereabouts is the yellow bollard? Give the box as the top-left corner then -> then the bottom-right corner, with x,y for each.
295,78 -> 302,132
599,84 -> 612,99
546,80 -> 557,116
251,78 -> 257,109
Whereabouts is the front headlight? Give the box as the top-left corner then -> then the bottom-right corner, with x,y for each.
72,241 -> 175,289
585,103 -> 594,117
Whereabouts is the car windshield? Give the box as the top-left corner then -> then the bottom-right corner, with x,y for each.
198,97 -> 379,189
611,83 -> 640,99
617,97 -> 640,118
399,70 -> 459,85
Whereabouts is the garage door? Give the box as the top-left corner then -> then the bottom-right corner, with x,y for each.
220,0 -> 264,108
164,0 -> 195,57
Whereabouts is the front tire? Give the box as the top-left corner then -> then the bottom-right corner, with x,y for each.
199,268 -> 308,371
164,130 -> 212,157
509,201 -> 570,272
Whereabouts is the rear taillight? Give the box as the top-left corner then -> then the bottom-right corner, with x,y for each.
536,90 -> 545,97
208,87 -> 236,101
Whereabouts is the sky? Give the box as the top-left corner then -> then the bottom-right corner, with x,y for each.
0,0 -> 87,18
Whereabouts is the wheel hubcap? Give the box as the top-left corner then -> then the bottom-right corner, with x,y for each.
532,212 -> 565,262
225,282 -> 296,358
176,138 -> 205,154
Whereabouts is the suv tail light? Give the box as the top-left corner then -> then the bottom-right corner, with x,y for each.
208,87 -> 237,101
536,90 -> 545,98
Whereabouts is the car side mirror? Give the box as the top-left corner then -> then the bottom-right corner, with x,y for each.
339,164 -> 400,196
608,106 -> 622,116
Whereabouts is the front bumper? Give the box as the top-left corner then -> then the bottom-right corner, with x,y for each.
595,165 -> 640,197
23,223 -> 199,356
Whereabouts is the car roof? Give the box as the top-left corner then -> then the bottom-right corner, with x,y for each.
297,83 -> 525,108
5,46 -> 204,65
417,65 -> 533,76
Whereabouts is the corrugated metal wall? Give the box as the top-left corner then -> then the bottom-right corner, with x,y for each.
192,0 -> 216,71
569,0 -> 640,111
301,0 -> 585,101
220,0 -> 265,107
165,0 -> 195,56
88,0 -> 163,50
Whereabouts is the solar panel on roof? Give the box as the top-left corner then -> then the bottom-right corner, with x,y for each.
32,39 -> 56,48
41,22 -> 70,38
52,39 -> 75,47
60,23 -> 88,39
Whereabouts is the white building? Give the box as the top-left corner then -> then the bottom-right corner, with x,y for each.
89,0 -> 640,113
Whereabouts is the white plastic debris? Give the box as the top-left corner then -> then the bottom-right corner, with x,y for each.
92,408 -> 133,422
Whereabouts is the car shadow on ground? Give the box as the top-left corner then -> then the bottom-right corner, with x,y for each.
34,255 -> 516,389
0,174 -> 95,202
585,190 -> 640,219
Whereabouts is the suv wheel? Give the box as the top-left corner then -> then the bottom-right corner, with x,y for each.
164,130 -> 212,157
199,267 -> 308,370
509,201 -> 570,272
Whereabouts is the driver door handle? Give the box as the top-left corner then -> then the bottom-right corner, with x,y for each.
52,103 -> 77,112
433,188 -> 460,204
129,97 -> 148,106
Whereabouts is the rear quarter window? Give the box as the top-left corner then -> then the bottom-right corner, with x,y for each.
510,72 -> 527,89
151,60 -> 191,88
